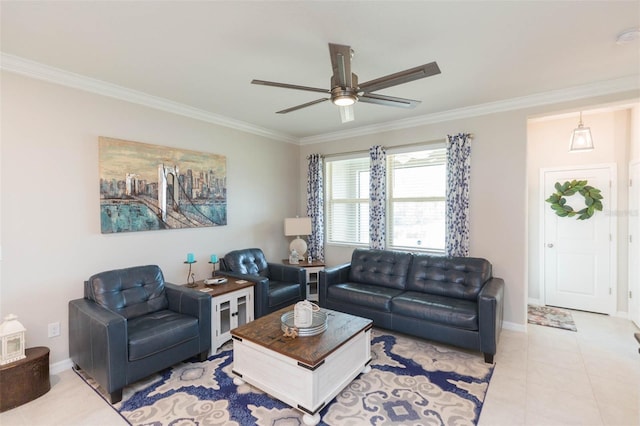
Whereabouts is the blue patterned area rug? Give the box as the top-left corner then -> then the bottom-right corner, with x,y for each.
75,329 -> 494,425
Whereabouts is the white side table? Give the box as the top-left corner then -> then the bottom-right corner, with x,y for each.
189,279 -> 255,353
282,259 -> 325,302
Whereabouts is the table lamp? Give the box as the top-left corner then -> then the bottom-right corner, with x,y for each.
284,217 -> 312,260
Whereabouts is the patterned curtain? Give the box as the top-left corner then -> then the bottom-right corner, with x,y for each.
369,145 -> 386,250
306,154 -> 325,261
445,133 -> 472,257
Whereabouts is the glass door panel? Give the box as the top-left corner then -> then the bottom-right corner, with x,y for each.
237,295 -> 247,327
220,300 -> 231,334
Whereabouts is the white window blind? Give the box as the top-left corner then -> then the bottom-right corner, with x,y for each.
325,156 -> 370,245
325,145 -> 446,251
388,148 -> 446,252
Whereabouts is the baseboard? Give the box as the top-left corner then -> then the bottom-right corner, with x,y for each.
50,358 -> 73,375
527,297 -> 542,306
502,320 -> 527,333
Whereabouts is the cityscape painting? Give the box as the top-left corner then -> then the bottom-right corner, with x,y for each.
99,137 -> 227,234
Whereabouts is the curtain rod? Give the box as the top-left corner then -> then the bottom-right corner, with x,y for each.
317,133 -> 473,159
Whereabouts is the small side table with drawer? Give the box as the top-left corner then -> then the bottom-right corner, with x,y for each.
282,259 -> 325,302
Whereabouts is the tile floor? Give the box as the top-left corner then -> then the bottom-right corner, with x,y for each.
1,310 -> 638,426
479,310 -> 640,426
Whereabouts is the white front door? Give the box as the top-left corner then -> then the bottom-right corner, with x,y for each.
629,160 -> 640,327
541,165 -> 616,314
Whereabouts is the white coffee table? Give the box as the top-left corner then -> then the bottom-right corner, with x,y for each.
231,306 -> 372,425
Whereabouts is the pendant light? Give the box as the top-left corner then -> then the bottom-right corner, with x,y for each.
569,111 -> 594,152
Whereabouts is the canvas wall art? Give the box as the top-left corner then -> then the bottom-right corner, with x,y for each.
99,137 -> 227,234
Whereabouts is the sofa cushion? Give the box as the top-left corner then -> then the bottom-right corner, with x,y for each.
327,283 -> 404,312
127,310 -> 200,361
85,265 -> 169,319
348,249 -> 412,290
391,291 -> 479,330
406,255 -> 492,300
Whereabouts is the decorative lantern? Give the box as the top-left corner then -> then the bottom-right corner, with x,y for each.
0,314 -> 26,365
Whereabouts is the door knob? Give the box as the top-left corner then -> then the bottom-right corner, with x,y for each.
547,243 -> 554,248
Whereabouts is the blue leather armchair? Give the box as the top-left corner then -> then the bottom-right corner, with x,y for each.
68,265 -> 211,403
220,248 -> 306,318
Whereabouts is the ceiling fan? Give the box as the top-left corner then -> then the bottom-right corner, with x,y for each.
251,43 -> 441,123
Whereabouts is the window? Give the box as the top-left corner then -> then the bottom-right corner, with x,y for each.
325,145 -> 446,252
325,157 -> 370,245
388,148 -> 446,252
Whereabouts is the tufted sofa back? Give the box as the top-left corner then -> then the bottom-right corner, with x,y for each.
406,254 -> 492,300
349,248 -> 412,290
84,265 -> 168,319
222,248 -> 269,276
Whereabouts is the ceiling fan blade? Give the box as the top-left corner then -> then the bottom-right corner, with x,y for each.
329,43 -> 353,87
359,93 -> 421,108
358,62 -> 441,93
252,79 -> 330,94
276,98 -> 330,114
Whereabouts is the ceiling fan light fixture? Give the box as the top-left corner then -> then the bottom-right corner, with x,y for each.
331,87 -> 357,106
333,96 -> 356,106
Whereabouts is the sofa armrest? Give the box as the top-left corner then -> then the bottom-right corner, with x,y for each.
217,271 -> 269,286
267,262 -> 307,286
68,298 -> 127,394
217,270 -> 270,302
165,283 -> 212,353
478,277 -> 505,359
318,263 -> 351,306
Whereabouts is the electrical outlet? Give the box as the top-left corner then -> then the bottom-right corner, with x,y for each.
48,322 -> 61,338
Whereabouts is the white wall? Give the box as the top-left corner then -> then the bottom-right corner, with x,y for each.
0,72 -> 299,365
527,109 -> 634,313
299,92 -> 640,329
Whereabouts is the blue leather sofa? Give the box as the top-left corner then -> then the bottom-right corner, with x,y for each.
69,265 -> 211,403
319,249 -> 504,363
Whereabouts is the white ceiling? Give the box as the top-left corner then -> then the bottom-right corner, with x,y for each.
1,1 -> 639,143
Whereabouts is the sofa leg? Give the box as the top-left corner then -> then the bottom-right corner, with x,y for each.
109,389 -> 123,404
198,350 -> 209,362
483,353 -> 494,364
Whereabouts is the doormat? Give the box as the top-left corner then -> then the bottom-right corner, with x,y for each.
528,304 -> 577,332
74,328 -> 494,425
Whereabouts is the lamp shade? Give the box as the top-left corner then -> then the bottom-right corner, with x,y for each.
569,126 -> 594,152
569,112 -> 594,152
284,217 -> 312,237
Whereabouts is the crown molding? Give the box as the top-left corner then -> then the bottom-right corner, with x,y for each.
2,52 -> 637,146
299,75 -> 640,145
0,52 -> 298,144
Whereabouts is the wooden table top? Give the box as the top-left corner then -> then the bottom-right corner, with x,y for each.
185,278 -> 255,297
231,306 -> 372,367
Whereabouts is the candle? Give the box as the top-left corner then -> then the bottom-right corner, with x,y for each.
210,254 -> 218,263
187,253 -> 195,263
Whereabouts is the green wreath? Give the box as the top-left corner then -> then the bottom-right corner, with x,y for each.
545,180 -> 603,220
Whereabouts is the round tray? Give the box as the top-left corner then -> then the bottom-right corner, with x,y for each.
281,310 -> 328,337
